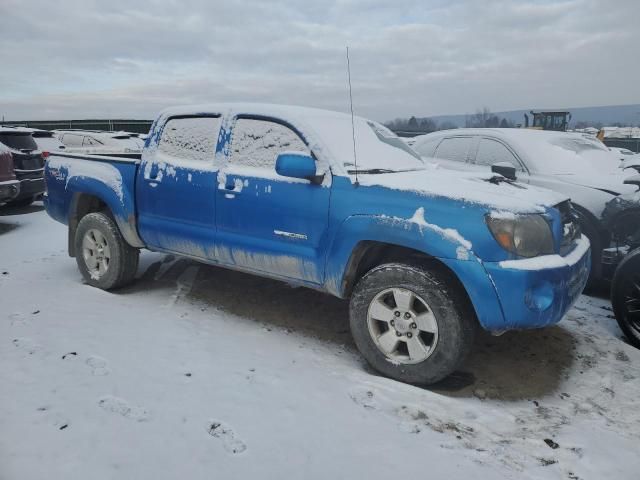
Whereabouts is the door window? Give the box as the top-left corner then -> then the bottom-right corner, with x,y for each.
433,137 -> 474,162
474,138 -> 522,170
229,118 -> 309,170
60,133 -> 84,147
413,137 -> 441,157
158,116 -> 221,163
83,136 -> 102,146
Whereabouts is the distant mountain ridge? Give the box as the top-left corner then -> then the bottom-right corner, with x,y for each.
421,104 -> 640,128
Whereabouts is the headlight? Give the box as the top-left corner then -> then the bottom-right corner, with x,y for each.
486,214 -> 554,258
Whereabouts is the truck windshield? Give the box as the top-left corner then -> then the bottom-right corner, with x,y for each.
342,120 -> 425,173
0,132 -> 38,151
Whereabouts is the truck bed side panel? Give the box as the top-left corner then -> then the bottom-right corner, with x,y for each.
45,153 -> 144,248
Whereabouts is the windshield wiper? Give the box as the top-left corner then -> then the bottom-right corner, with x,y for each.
347,168 -> 424,174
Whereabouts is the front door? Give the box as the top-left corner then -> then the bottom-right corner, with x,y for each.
215,117 -> 331,285
136,115 -> 221,258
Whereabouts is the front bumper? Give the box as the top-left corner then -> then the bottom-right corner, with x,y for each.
483,235 -> 591,330
0,179 -> 21,203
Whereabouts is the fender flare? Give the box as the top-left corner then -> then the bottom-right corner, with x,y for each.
323,214 -> 477,297
65,175 -> 144,250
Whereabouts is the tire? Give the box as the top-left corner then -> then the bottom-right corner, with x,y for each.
7,196 -> 35,207
611,250 -> 640,349
349,262 -> 476,385
74,212 -> 139,290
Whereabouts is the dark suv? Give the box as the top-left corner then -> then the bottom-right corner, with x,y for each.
0,127 -> 46,206
0,143 -> 20,203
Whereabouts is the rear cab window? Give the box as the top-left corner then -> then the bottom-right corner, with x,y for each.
157,116 -> 222,165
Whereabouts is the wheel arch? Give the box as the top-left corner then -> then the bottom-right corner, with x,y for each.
67,190 -> 143,257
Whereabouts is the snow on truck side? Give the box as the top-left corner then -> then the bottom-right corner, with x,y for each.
44,103 -> 591,385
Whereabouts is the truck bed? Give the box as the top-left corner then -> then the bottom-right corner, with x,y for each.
44,152 -> 143,248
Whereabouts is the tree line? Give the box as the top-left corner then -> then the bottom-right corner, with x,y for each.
386,107 -> 516,134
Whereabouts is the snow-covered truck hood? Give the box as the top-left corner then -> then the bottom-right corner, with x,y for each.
357,167 -> 568,213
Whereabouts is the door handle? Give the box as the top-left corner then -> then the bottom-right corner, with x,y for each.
145,162 -> 161,182
220,179 -> 242,195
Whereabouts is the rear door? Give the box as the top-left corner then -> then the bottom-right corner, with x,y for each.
136,115 -> 222,258
214,117 -> 330,285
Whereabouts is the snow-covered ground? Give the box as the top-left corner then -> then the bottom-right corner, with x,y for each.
1,204 -> 639,480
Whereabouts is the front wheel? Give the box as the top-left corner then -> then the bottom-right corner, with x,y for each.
74,212 -> 139,290
349,262 -> 476,385
611,249 -> 640,349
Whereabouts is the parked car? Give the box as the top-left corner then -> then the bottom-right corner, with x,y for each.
599,182 -> 640,348
44,104 -> 590,385
609,146 -> 637,158
54,130 -> 143,158
611,247 -> 640,348
412,128 -> 637,283
0,127 -> 46,206
0,143 -> 20,204
30,129 -> 66,153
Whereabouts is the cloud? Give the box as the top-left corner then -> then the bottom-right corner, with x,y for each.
0,0 -> 638,121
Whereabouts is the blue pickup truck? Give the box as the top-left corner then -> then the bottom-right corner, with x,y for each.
44,104 -> 590,384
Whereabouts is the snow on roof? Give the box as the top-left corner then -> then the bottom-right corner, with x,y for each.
413,128 -> 628,179
0,126 -> 36,134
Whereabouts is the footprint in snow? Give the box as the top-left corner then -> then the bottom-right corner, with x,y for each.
12,337 -> 42,355
206,420 -> 247,454
98,395 -> 150,422
349,386 -> 380,410
86,355 -> 110,376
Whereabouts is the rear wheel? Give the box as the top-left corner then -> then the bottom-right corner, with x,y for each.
349,262 -> 476,385
74,212 -> 139,290
611,249 -> 640,349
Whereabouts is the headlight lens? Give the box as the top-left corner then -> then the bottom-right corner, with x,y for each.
486,214 -> 554,258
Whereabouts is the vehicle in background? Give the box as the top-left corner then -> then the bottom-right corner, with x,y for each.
125,132 -> 149,141
524,111 -> 572,132
0,144 -> 20,204
30,129 -> 66,153
603,183 -> 640,348
54,130 -> 143,159
44,103 -> 590,385
0,127 -> 46,207
412,128 -> 637,283
612,247 -> 640,349
609,147 -> 636,157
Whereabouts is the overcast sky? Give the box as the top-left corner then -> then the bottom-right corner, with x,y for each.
1,0 -> 638,122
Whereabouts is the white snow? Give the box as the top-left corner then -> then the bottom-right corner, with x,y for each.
2,207 -> 639,480
499,235 -> 590,270
409,207 -> 473,250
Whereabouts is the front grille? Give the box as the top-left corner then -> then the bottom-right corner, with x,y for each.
556,200 -> 581,255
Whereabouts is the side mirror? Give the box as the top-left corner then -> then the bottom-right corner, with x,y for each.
624,174 -> 640,191
491,162 -> 517,181
275,152 -> 319,181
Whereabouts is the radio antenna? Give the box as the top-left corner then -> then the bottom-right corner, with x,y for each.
346,46 -> 359,186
